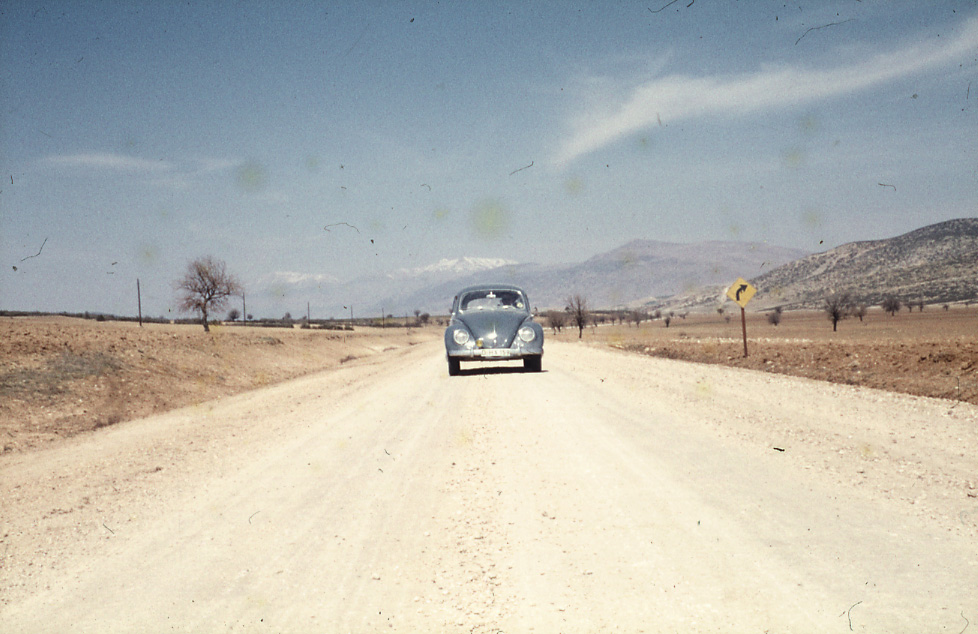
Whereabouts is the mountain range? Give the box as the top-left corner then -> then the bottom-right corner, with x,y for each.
253,218 -> 977,319
741,217 -> 978,310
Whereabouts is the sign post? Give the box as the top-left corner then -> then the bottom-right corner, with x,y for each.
726,277 -> 757,358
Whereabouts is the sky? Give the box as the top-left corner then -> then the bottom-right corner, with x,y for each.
2,1 -> 976,318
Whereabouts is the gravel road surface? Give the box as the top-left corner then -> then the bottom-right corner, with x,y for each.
2,340 -> 975,633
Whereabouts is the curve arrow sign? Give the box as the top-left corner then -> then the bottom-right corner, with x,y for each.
726,277 -> 757,308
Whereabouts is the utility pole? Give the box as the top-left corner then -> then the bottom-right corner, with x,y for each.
137,278 -> 143,327
242,293 -> 246,322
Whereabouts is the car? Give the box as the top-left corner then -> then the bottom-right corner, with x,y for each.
444,284 -> 544,376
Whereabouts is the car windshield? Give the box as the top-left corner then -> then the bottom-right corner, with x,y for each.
459,290 -> 526,312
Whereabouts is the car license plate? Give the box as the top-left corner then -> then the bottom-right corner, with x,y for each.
480,348 -> 509,357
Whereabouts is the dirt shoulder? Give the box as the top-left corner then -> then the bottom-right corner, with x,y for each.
0,317 -> 439,453
3,308 -> 975,456
572,306 -> 978,406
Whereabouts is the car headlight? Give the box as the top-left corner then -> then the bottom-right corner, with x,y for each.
453,329 -> 470,345
518,326 -> 535,343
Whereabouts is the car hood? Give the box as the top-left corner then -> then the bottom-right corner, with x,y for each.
456,310 -> 528,347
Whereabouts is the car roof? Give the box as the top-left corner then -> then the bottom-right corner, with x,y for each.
455,284 -> 527,296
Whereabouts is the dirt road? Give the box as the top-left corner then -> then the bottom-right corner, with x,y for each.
2,340 -> 976,632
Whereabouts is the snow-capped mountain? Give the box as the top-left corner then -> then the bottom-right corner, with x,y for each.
394,257 -> 516,278
249,257 -> 519,320
257,271 -> 339,287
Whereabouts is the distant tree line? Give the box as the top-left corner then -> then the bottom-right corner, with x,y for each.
542,296 -> 692,337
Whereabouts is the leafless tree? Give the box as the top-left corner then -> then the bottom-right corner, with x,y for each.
547,310 -> 566,334
881,295 -> 901,316
419,312 -> 430,325
853,304 -> 867,322
176,256 -> 242,332
916,300 -> 925,312
767,306 -> 783,326
824,292 -> 852,332
565,295 -> 589,339
227,308 -> 240,322
663,315 -> 671,327
630,310 -> 644,327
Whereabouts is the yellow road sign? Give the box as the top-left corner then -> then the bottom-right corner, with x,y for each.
726,278 -> 757,308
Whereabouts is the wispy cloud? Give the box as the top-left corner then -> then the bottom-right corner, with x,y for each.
553,16 -> 978,167
41,152 -> 243,175
192,157 -> 241,174
41,152 -> 175,172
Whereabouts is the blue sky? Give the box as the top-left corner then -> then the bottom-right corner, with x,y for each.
2,1 -> 976,318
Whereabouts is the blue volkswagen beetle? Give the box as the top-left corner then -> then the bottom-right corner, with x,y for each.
444,284 -> 544,375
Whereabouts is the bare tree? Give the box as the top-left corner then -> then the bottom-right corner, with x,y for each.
565,295 -> 589,339
176,256 -> 242,332
663,315 -> 672,327
546,310 -> 566,334
824,292 -> 852,332
630,310 -> 644,327
853,304 -> 867,322
227,308 -> 240,322
881,295 -> 901,316
767,306 -> 783,326
419,312 -> 430,325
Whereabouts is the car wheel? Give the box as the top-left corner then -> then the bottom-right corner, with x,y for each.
448,357 -> 461,376
523,355 -> 542,373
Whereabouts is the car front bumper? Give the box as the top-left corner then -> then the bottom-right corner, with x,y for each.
447,347 -> 540,361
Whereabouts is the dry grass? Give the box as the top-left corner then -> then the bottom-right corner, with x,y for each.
0,317 -> 439,453
556,305 -> 978,405
0,350 -> 121,399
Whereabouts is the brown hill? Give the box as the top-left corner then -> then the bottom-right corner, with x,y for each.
745,218 -> 978,310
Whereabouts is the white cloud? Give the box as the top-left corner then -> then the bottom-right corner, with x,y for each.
42,152 -> 175,172
191,157 -> 242,173
553,16 -> 978,167
41,152 -> 244,176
